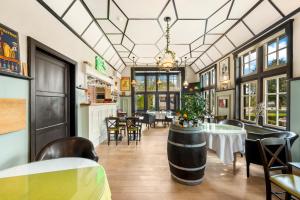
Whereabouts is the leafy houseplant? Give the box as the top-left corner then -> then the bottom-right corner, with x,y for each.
178,94 -> 206,126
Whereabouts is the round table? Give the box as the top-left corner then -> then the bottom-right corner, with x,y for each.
0,158 -> 111,200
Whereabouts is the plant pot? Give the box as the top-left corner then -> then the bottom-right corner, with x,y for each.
167,124 -> 207,185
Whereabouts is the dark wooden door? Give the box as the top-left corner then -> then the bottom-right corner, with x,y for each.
31,50 -> 70,160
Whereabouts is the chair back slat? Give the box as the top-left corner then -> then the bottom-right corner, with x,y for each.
106,117 -> 119,129
126,117 -> 138,128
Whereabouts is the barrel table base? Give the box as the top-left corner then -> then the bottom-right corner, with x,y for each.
167,125 -> 207,185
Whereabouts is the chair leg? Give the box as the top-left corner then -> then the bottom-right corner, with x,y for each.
115,132 -> 118,145
128,133 -> 130,145
107,133 -> 110,145
246,162 -> 250,178
265,181 -> 272,200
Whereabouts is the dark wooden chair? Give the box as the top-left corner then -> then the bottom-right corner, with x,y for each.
257,138 -> 300,200
126,117 -> 140,145
140,112 -> 156,129
246,131 -> 298,177
117,112 -> 127,136
105,117 -> 120,145
214,115 -> 227,123
218,119 -> 244,128
36,137 -> 98,162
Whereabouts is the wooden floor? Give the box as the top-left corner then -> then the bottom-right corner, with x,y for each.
96,126 -> 266,200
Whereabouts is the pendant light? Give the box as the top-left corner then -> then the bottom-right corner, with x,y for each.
183,57 -> 189,88
131,57 -> 137,87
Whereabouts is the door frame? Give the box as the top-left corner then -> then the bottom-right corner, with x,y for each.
27,37 -> 77,161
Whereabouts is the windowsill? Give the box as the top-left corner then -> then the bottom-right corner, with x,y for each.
263,63 -> 287,72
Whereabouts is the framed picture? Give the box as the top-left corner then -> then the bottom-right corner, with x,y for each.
218,98 -> 228,108
219,57 -> 230,82
0,23 -> 21,74
121,77 -> 130,91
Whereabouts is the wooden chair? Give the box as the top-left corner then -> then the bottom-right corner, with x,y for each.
257,138 -> 300,200
105,117 -> 120,145
214,115 -> 227,123
36,137 -> 98,162
117,112 -> 127,136
126,117 -> 140,145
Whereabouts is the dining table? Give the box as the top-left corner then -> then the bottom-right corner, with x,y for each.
0,157 -> 111,200
202,123 -> 247,173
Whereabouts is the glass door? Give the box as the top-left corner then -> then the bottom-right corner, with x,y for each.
169,93 -> 180,111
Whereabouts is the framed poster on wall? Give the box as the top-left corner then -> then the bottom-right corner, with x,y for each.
219,57 -> 230,82
121,77 -> 130,91
0,23 -> 21,74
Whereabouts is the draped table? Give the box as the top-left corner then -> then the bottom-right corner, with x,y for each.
202,123 -> 247,173
0,158 -> 111,200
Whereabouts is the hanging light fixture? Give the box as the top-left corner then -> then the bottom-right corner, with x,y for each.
157,16 -> 177,72
183,57 -> 189,88
131,57 -> 137,87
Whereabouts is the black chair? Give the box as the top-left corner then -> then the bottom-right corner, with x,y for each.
36,137 -> 98,162
140,112 -> 156,129
126,117 -> 140,145
106,117 -> 120,145
218,119 -> 244,128
246,131 -> 298,177
214,115 -> 227,123
257,138 -> 300,200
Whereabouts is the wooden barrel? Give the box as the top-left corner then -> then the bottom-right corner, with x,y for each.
167,124 -> 207,185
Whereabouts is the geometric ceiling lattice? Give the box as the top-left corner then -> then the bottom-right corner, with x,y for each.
39,0 -> 300,73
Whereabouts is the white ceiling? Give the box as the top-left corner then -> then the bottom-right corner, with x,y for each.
40,0 -> 300,73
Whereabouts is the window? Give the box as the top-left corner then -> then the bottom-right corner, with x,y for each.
147,75 -> 156,91
242,50 -> 257,76
201,73 -> 209,87
158,94 -> 167,110
169,74 -> 180,91
147,94 -> 156,111
210,69 -> 215,85
158,74 -> 167,91
264,75 -> 287,128
266,35 -> 287,69
210,89 -> 215,115
136,94 -> 144,111
241,81 -> 257,122
135,75 -> 145,92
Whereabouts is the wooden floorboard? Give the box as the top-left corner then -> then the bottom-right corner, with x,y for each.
96,127 -> 266,200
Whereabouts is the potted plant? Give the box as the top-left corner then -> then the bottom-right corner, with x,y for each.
177,93 -> 206,127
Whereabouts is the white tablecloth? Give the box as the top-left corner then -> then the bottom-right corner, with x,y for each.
203,123 -> 247,164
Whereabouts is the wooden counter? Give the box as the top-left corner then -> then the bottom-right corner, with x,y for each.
80,103 -> 117,146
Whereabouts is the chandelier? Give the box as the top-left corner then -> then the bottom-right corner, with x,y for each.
157,16 -> 177,71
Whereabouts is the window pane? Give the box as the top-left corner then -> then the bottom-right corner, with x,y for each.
169,74 -> 179,91
267,79 -> 277,93
211,70 -> 215,85
136,94 -> 144,111
147,94 -> 155,110
158,94 -> 167,110
158,75 -> 167,91
243,108 -> 249,120
267,95 -> 277,109
250,83 -> 256,94
170,94 -> 175,110
279,77 -> 287,92
249,108 -> 256,121
147,75 -> 156,91
243,63 -> 250,75
278,110 -> 287,127
249,61 -> 256,73
250,51 -> 256,61
250,96 -> 256,107
135,75 -> 145,92
243,84 -> 249,95
279,36 -> 287,49
267,53 -> 277,67
267,110 -> 277,125
244,54 -> 249,63
278,48 -> 287,65
268,41 -> 277,53
279,94 -> 287,110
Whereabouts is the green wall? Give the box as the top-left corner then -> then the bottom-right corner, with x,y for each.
0,76 -> 29,170
290,80 -> 300,161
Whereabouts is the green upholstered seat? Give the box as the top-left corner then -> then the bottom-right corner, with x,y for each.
107,128 -> 118,132
270,174 -> 300,198
127,127 -> 139,132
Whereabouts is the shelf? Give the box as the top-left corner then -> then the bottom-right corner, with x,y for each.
0,70 -> 33,80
